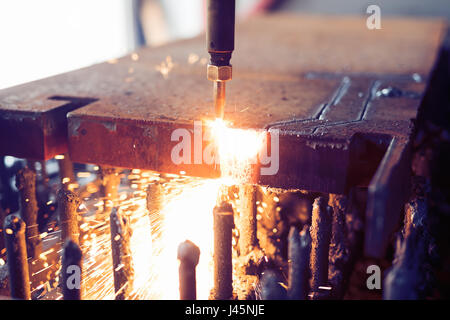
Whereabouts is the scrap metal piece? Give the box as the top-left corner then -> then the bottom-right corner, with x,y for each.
384,198 -> 431,299
237,184 -> 257,256
61,239 -> 83,300
261,270 -> 286,300
110,207 -> 134,300
287,225 -> 311,300
328,194 -> 350,299
310,197 -> 331,297
365,137 -> 411,257
177,240 -> 200,300
58,153 -> 76,188
146,181 -> 163,243
212,202 -> 234,300
57,188 -> 80,244
16,167 -> 42,259
4,215 -> 31,300
100,166 -> 121,215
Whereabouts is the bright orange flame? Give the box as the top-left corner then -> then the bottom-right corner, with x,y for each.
210,118 -> 265,184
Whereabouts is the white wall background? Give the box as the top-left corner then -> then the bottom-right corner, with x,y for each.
0,0 -> 136,90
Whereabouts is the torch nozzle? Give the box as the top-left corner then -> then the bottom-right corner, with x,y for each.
214,81 -> 226,119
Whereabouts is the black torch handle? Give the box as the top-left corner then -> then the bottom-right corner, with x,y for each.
207,0 -> 235,66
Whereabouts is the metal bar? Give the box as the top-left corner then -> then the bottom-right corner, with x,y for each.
61,239 -> 83,300
287,225 -> 311,300
16,167 -> 42,259
57,189 -> 80,244
365,137 -> 411,258
328,194 -> 350,299
146,181 -> 163,242
238,184 -> 257,256
4,215 -> 31,300
261,270 -> 286,300
100,166 -> 120,215
110,207 -> 134,300
177,240 -> 200,300
213,202 -> 234,300
310,196 -> 331,298
58,153 -> 76,188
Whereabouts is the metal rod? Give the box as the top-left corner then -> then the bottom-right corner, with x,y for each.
61,239 -> 83,300
238,184 -> 257,256
177,240 -> 200,300
310,196 -> 332,298
261,270 -> 286,300
57,189 -> 80,245
328,194 -> 350,299
213,201 -> 234,299
384,199 -> 429,299
146,181 -> 163,242
110,207 -> 134,300
100,166 -> 120,214
58,153 -> 76,189
4,215 -> 31,300
0,205 -> 7,254
16,167 -> 42,259
287,225 -> 311,300
213,81 -> 226,119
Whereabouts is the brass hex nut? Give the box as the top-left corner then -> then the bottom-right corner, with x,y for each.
207,65 -> 232,81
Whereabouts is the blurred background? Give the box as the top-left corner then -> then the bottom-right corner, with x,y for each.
0,0 -> 449,90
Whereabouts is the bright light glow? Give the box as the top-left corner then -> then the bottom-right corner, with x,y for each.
74,121 -> 266,300
210,118 -> 266,184
0,0 -> 135,89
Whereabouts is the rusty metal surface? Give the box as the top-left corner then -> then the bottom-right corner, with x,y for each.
0,14 -> 447,258
0,96 -> 96,159
0,14 -> 445,160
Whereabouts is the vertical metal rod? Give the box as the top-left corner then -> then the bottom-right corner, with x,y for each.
213,202 -> 234,299
213,81 -> 226,119
0,205 -> 7,254
110,207 -> 134,300
61,239 -> 83,300
177,240 -> 200,300
238,184 -> 257,256
146,181 -> 163,242
4,215 -> 31,300
36,160 -> 50,204
16,167 -> 42,259
328,194 -> 350,299
100,166 -> 120,214
310,196 -> 332,298
58,153 -> 76,189
57,189 -> 81,245
384,199 -> 428,300
288,225 -> 311,300
261,270 -> 286,300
